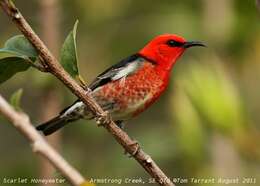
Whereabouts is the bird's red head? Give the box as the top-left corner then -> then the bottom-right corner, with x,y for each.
138,34 -> 205,72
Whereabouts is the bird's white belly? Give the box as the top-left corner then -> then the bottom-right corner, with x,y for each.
109,93 -> 153,120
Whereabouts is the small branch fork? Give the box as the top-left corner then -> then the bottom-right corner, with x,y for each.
0,1 -> 175,186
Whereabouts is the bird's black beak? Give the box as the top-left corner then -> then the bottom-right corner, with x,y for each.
183,41 -> 206,48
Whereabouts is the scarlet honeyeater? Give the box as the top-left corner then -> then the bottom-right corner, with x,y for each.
37,34 -> 205,136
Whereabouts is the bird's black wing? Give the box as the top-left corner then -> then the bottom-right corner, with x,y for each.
88,53 -> 143,90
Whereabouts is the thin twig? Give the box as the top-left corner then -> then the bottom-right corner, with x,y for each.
26,58 -> 49,72
0,1 -> 175,185
0,94 -> 85,186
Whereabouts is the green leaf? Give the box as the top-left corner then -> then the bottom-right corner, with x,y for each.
0,35 -> 38,84
60,20 -> 80,80
1,35 -> 38,58
0,50 -> 22,59
10,88 -> 23,111
0,57 -> 30,84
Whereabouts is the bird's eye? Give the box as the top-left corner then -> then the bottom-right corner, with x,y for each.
166,40 -> 184,47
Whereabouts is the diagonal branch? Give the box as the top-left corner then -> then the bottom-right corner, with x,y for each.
0,94 -> 86,186
0,0 -> 175,185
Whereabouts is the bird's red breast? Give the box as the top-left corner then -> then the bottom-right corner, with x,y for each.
92,60 -> 167,120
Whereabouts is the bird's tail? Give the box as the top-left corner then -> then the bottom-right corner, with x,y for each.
36,116 -> 68,136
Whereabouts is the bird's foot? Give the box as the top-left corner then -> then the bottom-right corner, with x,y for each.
95,111 -> 111,126
124,139 -> 140,158
84,87 -> 92,95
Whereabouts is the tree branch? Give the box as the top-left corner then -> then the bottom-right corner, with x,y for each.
0,94 -> 86,186
0,1 -> 175,185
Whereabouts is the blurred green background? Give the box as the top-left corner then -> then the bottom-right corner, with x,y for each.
0,0 -> 260,186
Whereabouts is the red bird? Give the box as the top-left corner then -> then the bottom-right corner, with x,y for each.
37,34 -> 205,135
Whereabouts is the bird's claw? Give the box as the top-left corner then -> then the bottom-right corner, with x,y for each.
95,111 -> 110,126
85,87 -> 92,95
124,140 -> 140,158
